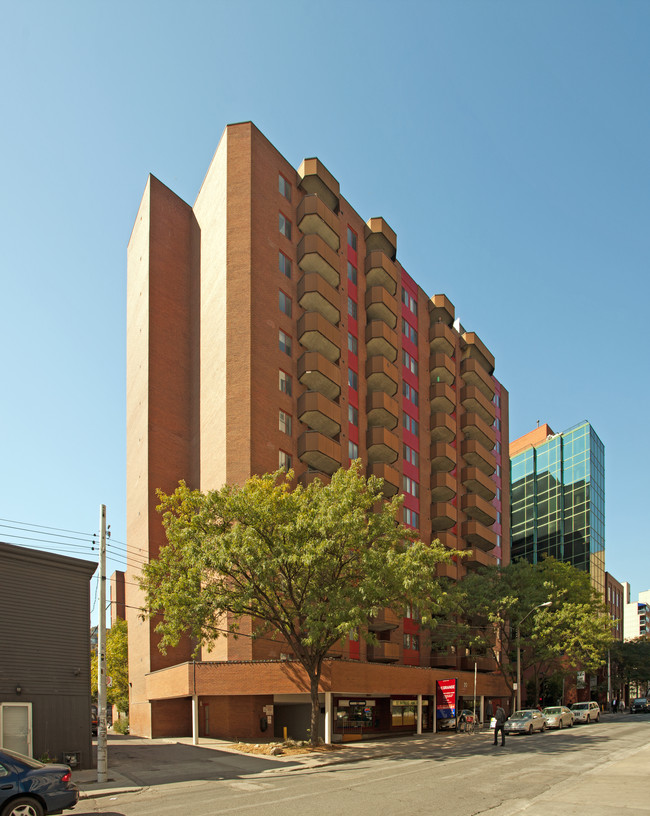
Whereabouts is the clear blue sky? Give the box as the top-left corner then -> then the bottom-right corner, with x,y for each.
1,1 -> 649,626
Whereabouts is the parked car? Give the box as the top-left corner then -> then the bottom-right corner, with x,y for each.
631,697 -> 649,713
542,705 -> 574,729
0,748 -> 78,816
504,709 -> 546,735
438,709 -> 478,730
570,701 -> 600,723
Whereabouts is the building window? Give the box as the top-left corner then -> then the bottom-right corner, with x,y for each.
279,290 -> 292,317
403,476 -> 419,498
279,450 -> 292,470
348,404 -> 358,426
279,329 -> 292,356
347,227 -> 357,251
496,487 -> 501,500
495,441 -> 501,453
402,381 -> 419,407
494,417 -> 501,430
278,174 -> 291,201
348,297 -> 357,320
493,393 -> 501,407
349,440 -> 358,459
279,410 -> 292,435
403,443 -> 419,466
403,413 -> 419,436
401,287 -> 417,315
403,507 -> 419,529
497,511 -> 501,524
279,251 -> 291,279
411,634 -> 419,650
496,464 -> 501,476
279,370 -> 292,396
348,369 -> 358,390
348,333 -> 358,355
347,261 -> 357,285
402,317 -> 417,344
279,212 -> 292,239
402,349 -> 418,375
403,633 -> 411,649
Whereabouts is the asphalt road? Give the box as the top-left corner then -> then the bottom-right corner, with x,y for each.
76,715 -> 650,816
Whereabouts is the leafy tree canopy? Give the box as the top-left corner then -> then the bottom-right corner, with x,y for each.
140,462 -> 452,742
91,617 -> 129,715
611,637 -> 650,695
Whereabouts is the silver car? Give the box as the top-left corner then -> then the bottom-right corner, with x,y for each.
504,709 -> 546,735
543,705 -> 574,729
570,701 -> 600,723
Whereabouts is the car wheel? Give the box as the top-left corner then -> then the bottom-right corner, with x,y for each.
541,723 -> 546,732
1,797 -> 45,816
559,719 -> 563,729
586,715 -> 590,724
528,725 -> 533,734
595,715 -> 599,723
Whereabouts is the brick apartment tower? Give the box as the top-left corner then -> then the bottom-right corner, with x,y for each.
126,122 -> 510,739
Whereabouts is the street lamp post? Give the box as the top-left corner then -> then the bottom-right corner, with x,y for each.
516,601 -> 552,711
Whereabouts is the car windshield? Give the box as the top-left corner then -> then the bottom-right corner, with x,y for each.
634,698 -> 647,704
543,707 -> 561,715
572,703 -> 588,710
1,748 -> 45,769
509,711 -> 532,720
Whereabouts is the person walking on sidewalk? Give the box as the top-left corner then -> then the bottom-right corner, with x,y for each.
493,705 -> 506,746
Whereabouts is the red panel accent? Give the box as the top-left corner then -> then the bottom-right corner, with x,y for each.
402,494 -> 419,512
402,461 -> 419,481
348,638 -> 360,660
347,279 -> 358,300
349,388 -> 359,409
403,652 -> 419,666
348,315 -> 358,335
347,244 -> 357,266
401,335 -> 418,359
402,368 -> 418,390
349,424 -> 359,444
403,618 -> 420,634
402,428 -> 419,449
348,351 -> 359,372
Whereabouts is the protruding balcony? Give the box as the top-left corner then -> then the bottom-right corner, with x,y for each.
298,158 -> 340,213
433,531 -> 458,552
299,471 -> 330,489
429,294 -> 455,327
367,427 -> 399,465
462,520 -> 497,552
431,502 -> 457,531
460,358 -> 495,401
368,608 -> 400,632
430,382 -> 456,414
436,561 -> 458,580
463,546 -> 496,570
460,439 -> 496,477
364,217 -> 397,260
365,357 -> 398,396
366,391 -> 398,430
297,234 -> 340,288
298,351 -> 341,401
461,655 -> 498,672
365,321 -> 398,363
461,332 -> 495,376
430,442 -> 456,472
460,412 -> 496,451
298,312 -> 340,363
430,413 -> 456,444
430,353 -> 455,385
461,493 -> 497,527
365,250 -> 398,295
298,431 -> 341,475
297,194 -> 340,252
297,391 -> 341,438
367,640 -> 400,662
430,471 -> 457,502
460,385 -> 495,426
365,287 -> 398,329
430,321 -> 457,356
430,651 -> 458,668
367,462 -> 399,497
461,466 -> 496,502
298,273 -> 340,326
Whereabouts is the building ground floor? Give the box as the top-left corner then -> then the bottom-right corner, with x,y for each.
133,658 -> 511,743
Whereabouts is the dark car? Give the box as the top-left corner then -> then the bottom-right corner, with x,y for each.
631,697 -> 649,713
0,748 -> 78,816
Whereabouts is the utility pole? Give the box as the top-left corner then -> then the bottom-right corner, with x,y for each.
97,505 -> 107,783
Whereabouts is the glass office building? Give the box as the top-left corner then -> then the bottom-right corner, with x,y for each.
510,421 -> 605,595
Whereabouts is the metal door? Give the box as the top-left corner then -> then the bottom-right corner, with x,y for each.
1,703 -> 32,756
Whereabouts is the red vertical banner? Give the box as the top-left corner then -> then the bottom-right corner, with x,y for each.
436,678 -> 457,722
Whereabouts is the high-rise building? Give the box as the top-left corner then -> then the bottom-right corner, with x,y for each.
623,584 -> 650,641
509,421 -> 605,595
126,121 -> 510,741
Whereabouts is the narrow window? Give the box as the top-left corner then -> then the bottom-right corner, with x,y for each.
279,370 -> 292,396
279,410 -> 292,435
347,227 -> 357,251
279,450 -> 292,470
348,369 -> 358,390
279,330 -> 292,356
279,251 -> 292,278
348,333 -> 358,355
279,212 -> 292,239
279,290 -> 292,317
348,297 -> 357,320
348,404 -> 358,426
347,261 -> 357,284
279,174 -> 291,201
348,440 -> 358,459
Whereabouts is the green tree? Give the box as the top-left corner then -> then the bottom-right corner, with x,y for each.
91,617 -> 129,715
140,462 -> 452,744
611,638 -> 650,699
440,557 -> 614,706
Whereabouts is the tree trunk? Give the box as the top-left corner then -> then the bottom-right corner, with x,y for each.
309,672 -> 321,746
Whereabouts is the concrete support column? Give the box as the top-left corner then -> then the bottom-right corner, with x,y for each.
417,695 -> 423,735
192,695 -> 199,745
324,692 -> 333,745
